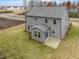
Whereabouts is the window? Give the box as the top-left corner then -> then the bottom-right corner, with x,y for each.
38,32 -> 41,38
28,25 -> 30,29
35,17 -> 37,21
45,19 -> 48,23
34,31 -> 37,37
28,25 -> 32,29
53,20 -> 56,24
52,30 -> 55,33
45,32 -> 48,39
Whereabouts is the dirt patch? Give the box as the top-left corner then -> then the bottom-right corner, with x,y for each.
0,48 -> 6,59
72,22 -> 79,27
0,17 -> 25,30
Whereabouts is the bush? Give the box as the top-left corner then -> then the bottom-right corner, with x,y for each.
69,12 -> 79,18
14,9 -> 30,15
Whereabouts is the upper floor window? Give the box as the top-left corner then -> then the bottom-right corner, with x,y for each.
45,19 -> 48,23
53,20 -> 56,24
35,17 -> 37,21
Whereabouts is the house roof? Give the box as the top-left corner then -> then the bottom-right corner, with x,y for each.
31,24 -> 49,32
26,7 -> 67,18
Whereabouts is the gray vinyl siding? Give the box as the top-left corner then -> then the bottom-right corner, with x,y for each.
45,18 -> 61,39
25,16 -> 36,32
61,14 -> 69,39
26,16 -> 45,32
26,16 -> 61,39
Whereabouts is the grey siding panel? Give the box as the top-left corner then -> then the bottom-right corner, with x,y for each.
26,16 -> 36,32
61,14 -> 69,39
42,18 -> 60,39
26,16 -> 61,40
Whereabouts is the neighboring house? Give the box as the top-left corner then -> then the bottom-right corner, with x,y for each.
25,7 -> 70,43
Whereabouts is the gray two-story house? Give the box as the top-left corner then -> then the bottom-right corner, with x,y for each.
25,7 -> 69,43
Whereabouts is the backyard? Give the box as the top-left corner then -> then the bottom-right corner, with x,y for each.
0,24 -> 79,59
0,18 -> 24,30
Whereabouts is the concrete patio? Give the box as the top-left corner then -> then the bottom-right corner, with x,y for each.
44,38 -> 61,49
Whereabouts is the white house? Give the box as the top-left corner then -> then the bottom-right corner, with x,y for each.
25,7 -> 70,43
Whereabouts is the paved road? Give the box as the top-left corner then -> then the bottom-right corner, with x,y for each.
0,14 -> 79,22
0,13 -> 25,21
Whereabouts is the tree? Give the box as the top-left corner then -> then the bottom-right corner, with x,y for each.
29,0 -> 34,7
66,1 -> 71,10
72,1 -> 76,9
42,1 -> 47,7
47,1 -> 53,7
76,1 -> 79,17
53,2 -> 57,7
23,0 -> 26,10
76,1 -> 79,10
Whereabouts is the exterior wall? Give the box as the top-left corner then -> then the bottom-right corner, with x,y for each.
31,29 -> 45,42
45,18 -> 61,39
25,16 -> 61,39
25,16 -> 45,32
61,14 -> 69,39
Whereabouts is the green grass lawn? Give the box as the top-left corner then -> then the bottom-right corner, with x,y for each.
0,25 -> 79,59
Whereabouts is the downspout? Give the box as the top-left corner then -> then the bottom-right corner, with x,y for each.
60,19 -> 61,40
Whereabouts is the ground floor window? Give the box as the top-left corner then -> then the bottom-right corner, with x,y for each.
45,32 -> 48,39
38,32 -> 41,38
34,31 -> 37,37
34,31 -> 41,38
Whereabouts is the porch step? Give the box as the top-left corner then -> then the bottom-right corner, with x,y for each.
44,38 -> 61,49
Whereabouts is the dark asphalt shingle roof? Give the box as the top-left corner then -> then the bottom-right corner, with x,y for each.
26,7 -> 67,18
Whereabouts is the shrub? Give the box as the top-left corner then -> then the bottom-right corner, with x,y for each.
69,12 -> 79,18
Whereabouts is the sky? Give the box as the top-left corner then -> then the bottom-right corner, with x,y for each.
0,0 -> 78,6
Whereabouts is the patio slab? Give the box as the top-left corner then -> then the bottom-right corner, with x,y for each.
44,38 -> 61,49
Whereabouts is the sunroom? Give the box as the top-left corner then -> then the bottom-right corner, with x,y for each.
31,24 -> 50,43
